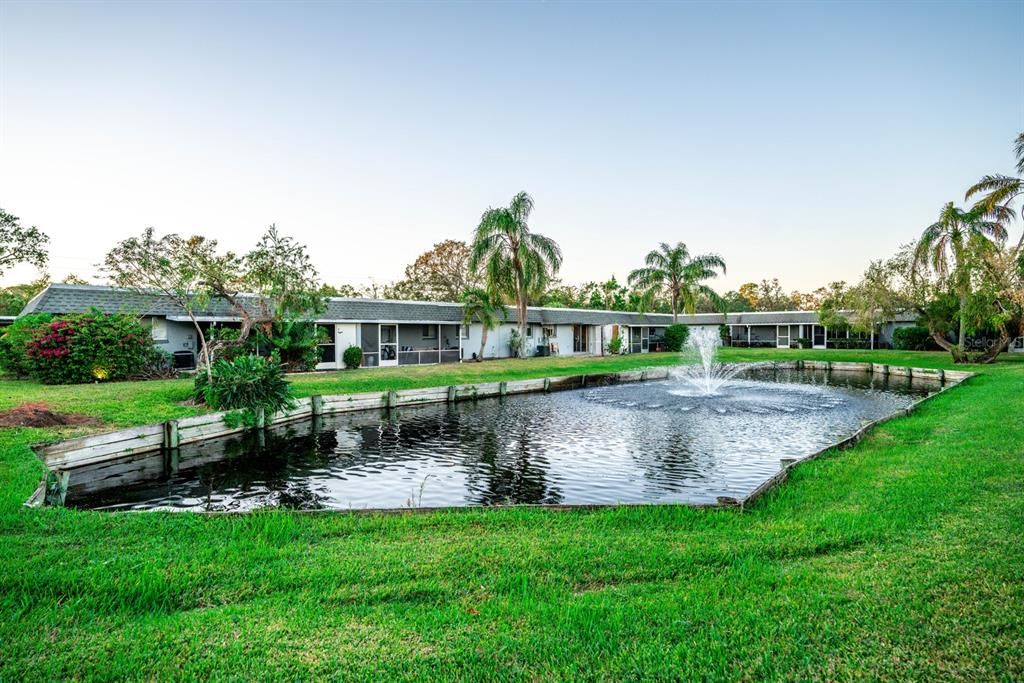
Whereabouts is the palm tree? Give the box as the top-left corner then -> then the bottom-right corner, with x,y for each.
966,131 -> 1024,248
627,242 -> 726,322
461,287 -> 503,361
913,202 -> 1007,361
468,192 -> 562,357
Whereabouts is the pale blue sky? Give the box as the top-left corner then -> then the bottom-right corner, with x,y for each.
1,0 -> 1021,293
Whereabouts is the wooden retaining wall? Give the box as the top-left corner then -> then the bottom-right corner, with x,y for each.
27,361 -> 972,509
30,368 -> 672,476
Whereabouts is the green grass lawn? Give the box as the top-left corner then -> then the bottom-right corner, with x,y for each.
1,349 -> 1022,680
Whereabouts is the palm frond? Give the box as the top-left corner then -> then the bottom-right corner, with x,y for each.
1015,131 -> 1024,175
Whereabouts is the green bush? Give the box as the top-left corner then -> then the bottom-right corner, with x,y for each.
342,345 -> 363,369
606,335 -> 624,355
509,329 -> 524,357
25,312 -> 157,384
205,322 -> 325,371
0,313 -> 52,377
796,338 -> 812,349
255,321 -> 326,371
194,354 -> 294,418
663,324 -> 690,352
892,325 -> 937,351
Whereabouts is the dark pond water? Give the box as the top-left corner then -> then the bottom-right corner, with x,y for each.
65,367 -> 939,511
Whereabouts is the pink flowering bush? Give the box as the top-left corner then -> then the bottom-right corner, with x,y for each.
25,311 -> 158,384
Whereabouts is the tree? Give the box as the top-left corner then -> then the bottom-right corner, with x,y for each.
845,261 -> 900,348
103,228 -> 236,379
966,131 -> 1024,249
320,283 -> 366,298
469,192 -> 562,357
913,202 -> 1007,362
540,280 -> 583,308
392,240 -> 481,302
966,242 -> 1023,362
816,288 -> 850,336
103,224 -> 324,377
628,242 -> 726,322
461,287 -> 503,361
792,281 -> 848,311
737,282 -> 760,310
718,290 -> 753,313
750,278 -> 796,311
0,274 -> 50,315
244,224 -> 326,325
596,276 -> 628,311
0,209 -> 49,276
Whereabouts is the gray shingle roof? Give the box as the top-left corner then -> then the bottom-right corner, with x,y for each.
20,283 -> 917,327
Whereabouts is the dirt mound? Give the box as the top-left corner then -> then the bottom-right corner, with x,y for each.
0,402 -> 102,428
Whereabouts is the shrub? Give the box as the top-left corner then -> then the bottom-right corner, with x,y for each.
256,321 -> 326,371
796,337 -> 812,349
25,312 -> 157,384
663,324 -> 690,352
0,313 -> 52,378
509,329 -> 524,357
606,335 -> 624,355
892,325 -> 937,351
342,345 -> 363,369
194,354 -> 294,419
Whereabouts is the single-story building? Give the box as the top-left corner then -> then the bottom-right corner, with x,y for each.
17,283 -> 986,371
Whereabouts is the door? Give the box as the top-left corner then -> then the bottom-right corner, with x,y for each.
777,325 -> 790,348
379,324 -> 398,366
630,326 -> 642,353
573,325 -> 590,353
812,325 -> 827,348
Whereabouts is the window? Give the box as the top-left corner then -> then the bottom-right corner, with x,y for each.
148,317 -> 167,342
526,325 -> 534,338
316,324 -> 336,364
542,325 -> 556,340
461,324 -> 470,339
421,325 -> 437,339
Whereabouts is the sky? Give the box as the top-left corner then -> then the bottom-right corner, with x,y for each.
1,0 -> 1021,295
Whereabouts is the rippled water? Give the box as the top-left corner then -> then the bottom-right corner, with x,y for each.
65,367 -> 937,511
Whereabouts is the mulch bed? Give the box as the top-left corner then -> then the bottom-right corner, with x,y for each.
0,402 -> 102,428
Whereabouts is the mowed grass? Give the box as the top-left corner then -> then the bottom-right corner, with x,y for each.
1,349 -> 1022,680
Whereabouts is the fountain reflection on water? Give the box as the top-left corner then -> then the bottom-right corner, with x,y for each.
670,326 -> 763,396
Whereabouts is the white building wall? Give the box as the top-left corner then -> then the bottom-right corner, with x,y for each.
315,323 -> 359,370
551,325 -> 575,355
464,322 -> 518,360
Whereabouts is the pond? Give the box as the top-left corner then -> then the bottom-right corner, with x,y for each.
64,367 -> 939,511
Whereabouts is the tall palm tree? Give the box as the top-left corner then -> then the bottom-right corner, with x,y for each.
966,131 -> 1024,248
627,242 -> 726,322
468,192 -> 562,358
461,287 -> 503,361
913,202 -> 1007,360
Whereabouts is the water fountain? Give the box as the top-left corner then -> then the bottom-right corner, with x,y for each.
671,327 -> 755,395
